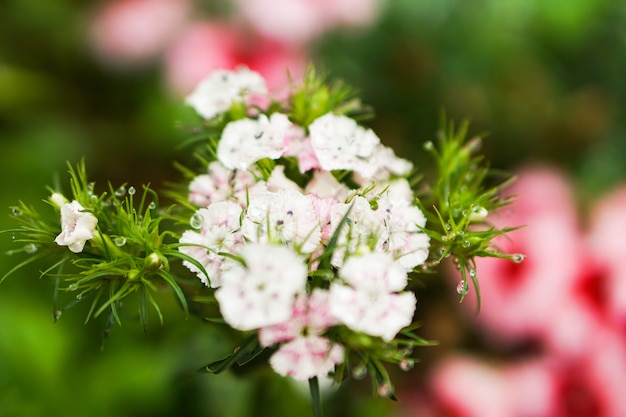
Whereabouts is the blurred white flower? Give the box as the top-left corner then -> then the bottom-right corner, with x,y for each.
54,201 -> 98,253
185,67 -> 268,119
215,243 -> 307,330
217,113 -> 292,170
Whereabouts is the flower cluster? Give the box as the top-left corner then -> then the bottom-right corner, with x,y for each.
4,66 -> 520,415
177,67 -> 430,386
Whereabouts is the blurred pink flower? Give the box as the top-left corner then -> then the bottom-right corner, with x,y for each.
90,0 -> 189,66
164,21 -> 306,95
233,0 -> 383,46
587,185 -> 626,331
421,356 -> 555,417
410,338 -> 626,417
465,166 -> 587,346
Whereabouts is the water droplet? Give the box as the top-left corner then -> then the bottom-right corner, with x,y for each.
11,207 -> 22,216
53,309 -> 63,321
351,365 -> 367,380
423,141 -> 434,151
378,383 -> 394,398
462,240 -> 471,248
469,269 -> 477,278
114,236 -> 127,247
23,243 -> 37,254
190,212 -> 204,229
11,233 -> 15,240
68,283 -> 79,291
115,186 -> 126,197
512,253 -> 525,263
128,186 -> 136,196
445,222 -> 452,231
399,359 -> 414,371
148,202 -> 156,210
76,293 -> 83,300
456,280 -> 469,295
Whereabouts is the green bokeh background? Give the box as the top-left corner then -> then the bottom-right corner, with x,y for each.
1,0 -> 625,416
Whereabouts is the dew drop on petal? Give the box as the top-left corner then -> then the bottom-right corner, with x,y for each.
469,269 -> 477,278
190,212 -> 204,229
114,236 -> 127,247
462,240 -> 471,248
128,186 -> 136,196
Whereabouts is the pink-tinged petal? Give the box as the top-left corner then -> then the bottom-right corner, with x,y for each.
259,289 -> 336,347
269,336 -> 344,381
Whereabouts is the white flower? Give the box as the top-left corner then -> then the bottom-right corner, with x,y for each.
54,201 -> 98,253
304,170 -> 352,202
188,161 -> 266,208
309,113 -> 380,177
330,252 -> 416,341
328,196 -> 387,267
179,202 -> 243,287
242,189 -> 322,254
185,67 -> 268,119
215,243 -> 307,330
377,194 -> 430,271
357,144 -> 413,181
217,113 -> 292,170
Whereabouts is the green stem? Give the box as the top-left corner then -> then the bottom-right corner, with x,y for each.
308,377 -> 323,417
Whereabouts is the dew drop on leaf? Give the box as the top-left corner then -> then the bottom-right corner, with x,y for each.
456,280 -> 469,295
23,243 -> 37,254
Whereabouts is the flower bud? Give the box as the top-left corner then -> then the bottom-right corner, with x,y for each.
144,252 -> 163,271
49,193 -> 69,209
